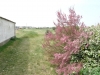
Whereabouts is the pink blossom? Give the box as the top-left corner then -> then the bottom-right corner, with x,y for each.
43,7 -> 89,75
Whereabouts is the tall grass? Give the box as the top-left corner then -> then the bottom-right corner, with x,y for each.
0,29 -> 57,75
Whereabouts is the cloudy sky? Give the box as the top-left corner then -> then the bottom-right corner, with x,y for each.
0,0 -> 100,27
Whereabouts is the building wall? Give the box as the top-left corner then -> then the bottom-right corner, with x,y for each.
0,17 -> 15,44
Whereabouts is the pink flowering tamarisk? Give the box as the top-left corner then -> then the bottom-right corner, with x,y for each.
43,7 -> 89,75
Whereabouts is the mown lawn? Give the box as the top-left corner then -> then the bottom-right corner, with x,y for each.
0,29 -> 57,75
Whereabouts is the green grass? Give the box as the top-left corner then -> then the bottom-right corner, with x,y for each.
0,29 -> 57,75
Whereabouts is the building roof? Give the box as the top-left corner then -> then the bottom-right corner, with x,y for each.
0,16 -> 16,24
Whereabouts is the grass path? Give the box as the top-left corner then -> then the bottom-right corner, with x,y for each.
0,29 -> 56,75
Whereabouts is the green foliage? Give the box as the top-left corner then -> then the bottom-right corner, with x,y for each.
71,25 -> 100,74
52,27 -> 56,30
80,67 -> 100,75
45,30 -> 51,35
83,25 -> 100,67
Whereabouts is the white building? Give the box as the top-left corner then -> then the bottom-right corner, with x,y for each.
0,16 -> 16,46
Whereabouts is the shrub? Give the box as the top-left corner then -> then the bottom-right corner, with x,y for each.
45,30 -> 51,35
43,7 -> 90,75
80,67 -> 100,75
52,27 -> 56,30
74,25 -> 100,73
85,25 -> 100,68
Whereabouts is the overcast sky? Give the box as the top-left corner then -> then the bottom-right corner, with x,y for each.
0,0 -> 100,27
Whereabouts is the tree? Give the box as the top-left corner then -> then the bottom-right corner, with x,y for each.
43,7 -> 90,75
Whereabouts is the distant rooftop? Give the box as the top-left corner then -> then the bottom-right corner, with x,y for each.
0,16 -> 16,24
